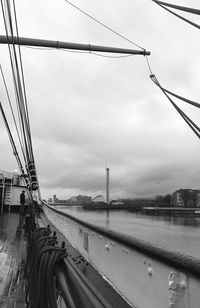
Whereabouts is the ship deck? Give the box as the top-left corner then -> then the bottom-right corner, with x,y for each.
0,212 -> 27,308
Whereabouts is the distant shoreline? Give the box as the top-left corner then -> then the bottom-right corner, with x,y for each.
141,207 -> 200,216
48,203 -> 200,216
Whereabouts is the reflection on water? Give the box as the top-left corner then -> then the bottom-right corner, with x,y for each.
144,214 -> 200,228
58,206 -> 200,258
105,210 -> 110,229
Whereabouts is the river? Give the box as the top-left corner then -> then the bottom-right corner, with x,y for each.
57,206 -> 200,259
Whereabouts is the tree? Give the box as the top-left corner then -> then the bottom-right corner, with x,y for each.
155,194 -> 171,206
179,189 -> 190,207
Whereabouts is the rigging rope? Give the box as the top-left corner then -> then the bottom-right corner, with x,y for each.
159,87 -> 200,108
152,0 -> 200,30
0,101 -> 26,172
63,0 -> 146,51
150,74 -> 200,139
1,0 -> 200,189
1,0 -> 39,192
154,1 -> 200,15
143,6 -> 200,140
0,64 -> 26,161
1,0 -> 30,164
26,227 -> 67,308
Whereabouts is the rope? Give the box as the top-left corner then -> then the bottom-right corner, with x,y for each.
145,56 -> 153,75
1,0 -> 39,191
150,75 -> 200,139
64,0 -> 146,51
1,0 -> 30,163
0,64 -> 26,161
0,101 -> 25,172
152,0 -> 200,30
25,227 -> 67,308
160,88 -> 200,108
155,1 -> 200,15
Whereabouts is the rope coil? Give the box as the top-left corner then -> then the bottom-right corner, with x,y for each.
26,227 -> 67,308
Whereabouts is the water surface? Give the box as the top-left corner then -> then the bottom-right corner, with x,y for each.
58,206 -> 200,258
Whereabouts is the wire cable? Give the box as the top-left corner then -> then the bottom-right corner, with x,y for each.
145,56 -> 153,75
1,0 -> 29,164
152,0 -> 200,30
0,101 -> 26,172
22,45 -> 134,59
150,74 -> 200,139
160,87 -> 200,108
13,0 -> 34,162
0,64 -> 26,161
1,0 -> 39,192
63,0 -> 146,51
155,1 -> 200,15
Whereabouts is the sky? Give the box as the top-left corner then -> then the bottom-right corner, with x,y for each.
0,0 -> 200,201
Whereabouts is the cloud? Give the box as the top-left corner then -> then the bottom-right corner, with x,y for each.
0,0 -> 200,200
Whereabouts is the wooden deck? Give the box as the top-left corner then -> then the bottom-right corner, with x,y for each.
0,212 -> 27,308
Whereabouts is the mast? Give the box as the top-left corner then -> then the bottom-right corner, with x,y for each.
0,35 -> 150,56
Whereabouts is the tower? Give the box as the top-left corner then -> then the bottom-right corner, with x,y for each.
106,167 -> 110,204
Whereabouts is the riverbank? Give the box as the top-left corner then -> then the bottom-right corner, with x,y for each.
82,204 -> 200,217
142,207 -> 200,216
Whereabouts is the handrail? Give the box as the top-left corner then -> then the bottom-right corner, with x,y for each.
43,202 -> 200,277
36,216 -> 129,308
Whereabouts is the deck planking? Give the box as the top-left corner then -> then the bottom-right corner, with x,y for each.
0,212 -> 27,308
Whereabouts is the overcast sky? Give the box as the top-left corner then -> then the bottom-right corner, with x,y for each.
0,0 -> 200,200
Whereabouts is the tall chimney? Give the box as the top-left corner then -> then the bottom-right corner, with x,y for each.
106,167 -> 110,204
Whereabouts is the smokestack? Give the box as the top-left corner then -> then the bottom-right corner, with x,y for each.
106,167 -> 110,204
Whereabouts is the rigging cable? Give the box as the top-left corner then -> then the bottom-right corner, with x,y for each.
0,64 -> 26,161
157,87 -> 200,108
150,74 -> 200,139
1,1 -> 199,177
142,21 -> 200,140
23,1 -> 200,142
1,0 -> 40,192
10,0 -> 33,163
1,0 -> 30,165
151,0 -> 200,30
22,45 -> 134,58
153,1 -> 200,15
12,0 -> 34,161
12,0 -> 39,192
63,0 -> 146,51
3,0 -> 30,161
0,101 -> 26,173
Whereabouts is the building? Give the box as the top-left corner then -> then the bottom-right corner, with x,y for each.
171,190 -> 184,207
110,200 -> 124,206
76,195 -> 92,206
53,195 -> 60,203
171,189 -> 200,207
93,195 -> 105,203
0,170 -> 28,210
67,195 -> 92,206
49,195 -> 92,206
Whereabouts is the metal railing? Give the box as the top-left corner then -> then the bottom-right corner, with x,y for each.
42,202 -> 200,308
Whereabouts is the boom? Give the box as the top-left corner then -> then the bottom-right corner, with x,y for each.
0,35 -> 150,56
